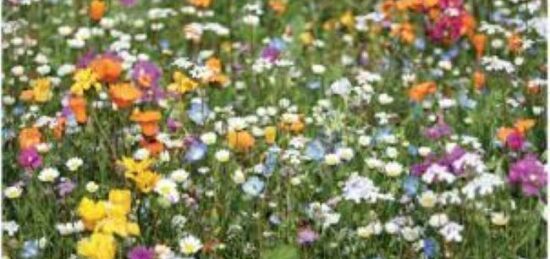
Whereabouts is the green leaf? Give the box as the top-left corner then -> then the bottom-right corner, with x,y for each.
261,245 -> 300,259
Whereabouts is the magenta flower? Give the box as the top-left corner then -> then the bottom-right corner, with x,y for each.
508,154 -> 547,197
127,246 -> 154,259
505,131 -> 525,151
18,148 -> 42,170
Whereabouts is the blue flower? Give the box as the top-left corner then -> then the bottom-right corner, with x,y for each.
407,145 -> 418,156
307,81 -> 321,90
263,146 -> 280,177
20,240 -> 40,259
423,238 -> 438,258
402,176 -> 419,196
187,100 -> 211,126
305,139 -> 325,161
185,140 -> 207,163
242,176 -> 265,196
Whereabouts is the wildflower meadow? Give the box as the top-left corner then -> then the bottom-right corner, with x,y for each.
1,0 -> 548,258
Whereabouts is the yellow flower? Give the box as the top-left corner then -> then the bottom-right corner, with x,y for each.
131,170 -> 160,193
300,32 -> 314,45
77,232 -> 116,259
167,71 -> 199,94
78,197 -> 107,230
31,78 -> 53,103
264,126 -> 277,144
94,217 -> 140,237
108,189 -> 132,215
71,68 -> 101,96
119,157 -> 154,178
340,10 -> 355,28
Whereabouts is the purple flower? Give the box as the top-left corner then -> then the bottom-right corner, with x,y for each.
438,146 -> 466,167
132,61 -> 162,89
76,50 -> 97,68
56,179 -> 76,197
127,246 -> 154,259
119,0 -> 137,7
18,148 -> 42,170
297,227 -> 319,245
423,117 -> 452,140
508,154 -> 547,197
132,61 -> 164,103
167,118 -> 182,132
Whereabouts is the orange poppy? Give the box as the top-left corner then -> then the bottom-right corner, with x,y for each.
408,82 -> 437,102
507,33 -> 523,53
473,71 -> 486,91
392,23 -> 415,44
19,127 -> 42,149
205,57 -> 229,86
269,0 -> 287,15
20,90 -> 34,102
109,83 -> 142,108
497,127 -> 515,143
140,139 -> 164,156
227,130 -> 255,152
188,0 -> 212,8
130,110 -> 162,137
89,0 -> 106,22
461,14 -> 476,38
89,56 -> 122,83
53,117 -> 67,139
471,34 -> 486,60
514,119 -> 535,135
279,116 -> 305,134
69,96 -> 88,124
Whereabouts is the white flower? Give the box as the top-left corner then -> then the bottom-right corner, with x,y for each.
384,222 -> 399,234
461,173 -> 504,199
133,148 -> 150,160
324,153 -> 341,166
418,190 -> 437,208
170,169 -> 189,183
179,235 -> 203,255
378,93 -> 394,105
342,173 -> 394,203
429,213 -> 449,228
232,169 -> 246,184
155,178 -> 180,203
330,78 -> 352,96
200,132 -> 217,145
422,164 -> 456,184
336,147 -> 354,161
242,15 -> 260,26
311,64 -> 326,74
357,221 -> 383,238
439,222 -> 464,242
401,226 -> 421,242
4,186 -> 23,199
85,181 -> 99,193
418,147 -> 431,157
2,221 -> 19,236
38,167 -> 60,182
215,149 -> 231,162
358,135 -> 372,146
365,158 -> 384,169
490,212 -> 509,226
65,157 -> 83,172
385,162 -> 403,177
